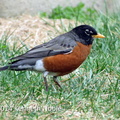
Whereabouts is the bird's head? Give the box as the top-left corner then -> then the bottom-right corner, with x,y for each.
72,25 -> 105,45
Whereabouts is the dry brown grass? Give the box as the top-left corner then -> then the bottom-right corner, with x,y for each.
0,15 -> 76,48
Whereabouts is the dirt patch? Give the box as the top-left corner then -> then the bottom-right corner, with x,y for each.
0,15 -> 76,48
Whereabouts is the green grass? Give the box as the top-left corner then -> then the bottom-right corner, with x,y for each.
0,3 -> 120,120
40,3 -> 98,24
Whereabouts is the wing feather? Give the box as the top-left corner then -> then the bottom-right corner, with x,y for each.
11,31 -> 78,60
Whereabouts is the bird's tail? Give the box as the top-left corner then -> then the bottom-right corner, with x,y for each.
0,59 -> 35,71
0,65 -> 29,71
0,58 -> 40,72
0,66 -> 9,71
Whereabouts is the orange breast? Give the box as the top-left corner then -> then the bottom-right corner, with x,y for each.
43,42 -> 92,76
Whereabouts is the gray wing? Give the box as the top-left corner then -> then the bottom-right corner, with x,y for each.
12,31 -> 78,60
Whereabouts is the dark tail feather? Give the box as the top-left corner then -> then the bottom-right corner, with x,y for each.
0,65 -> 27,71
0,59 -> 36,71
0,66 -> 9,71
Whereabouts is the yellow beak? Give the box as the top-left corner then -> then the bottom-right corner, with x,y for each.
92,34 -> 105,38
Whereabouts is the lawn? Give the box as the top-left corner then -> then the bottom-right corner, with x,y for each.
0,3 -> 120,120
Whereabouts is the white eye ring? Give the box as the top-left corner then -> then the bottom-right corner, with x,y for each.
90,31 -> 93,33
85,29 -> 89,32
85,31 -> 90,36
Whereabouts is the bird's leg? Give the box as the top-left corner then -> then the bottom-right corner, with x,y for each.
44,77 -> 48,91
43,71 -> 49,91
53,76 -> 62,88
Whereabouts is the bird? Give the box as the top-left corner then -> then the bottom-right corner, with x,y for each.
0,25 -> 105,91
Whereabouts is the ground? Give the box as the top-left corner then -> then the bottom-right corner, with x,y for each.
0,15 -> 76,48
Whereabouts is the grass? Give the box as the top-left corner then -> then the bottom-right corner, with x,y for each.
40,3 -> 98,24
0,3 -> 120,120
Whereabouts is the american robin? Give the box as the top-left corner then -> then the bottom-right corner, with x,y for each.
0,25 -> 105,90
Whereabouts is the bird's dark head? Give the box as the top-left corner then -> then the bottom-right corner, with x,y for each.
72,25 -> 105,45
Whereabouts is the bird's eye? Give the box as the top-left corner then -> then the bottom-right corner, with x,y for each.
85,29 -> 90,35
